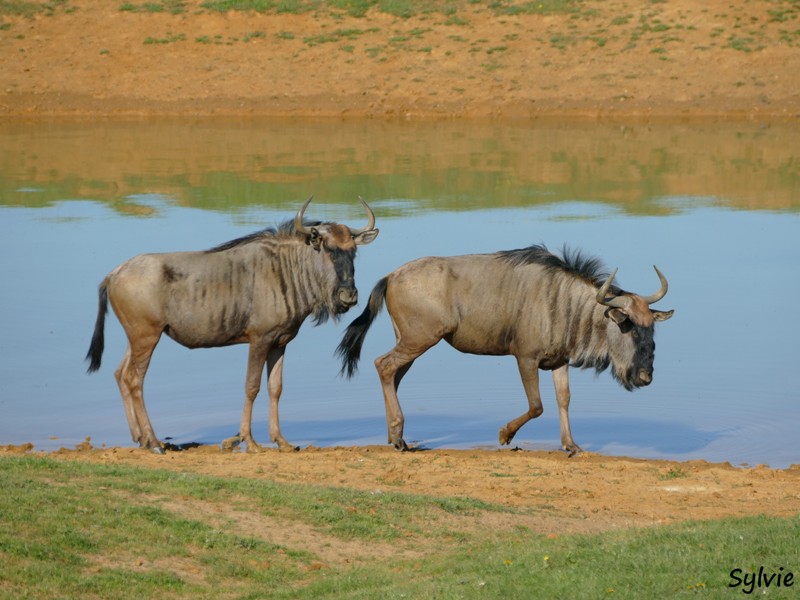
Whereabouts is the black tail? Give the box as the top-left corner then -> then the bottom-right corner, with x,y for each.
336,277 -> 388,378
85,282 -> 108,373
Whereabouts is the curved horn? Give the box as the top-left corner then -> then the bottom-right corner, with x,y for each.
294,196 -> 313,235
641,265 -> 668,305
595,268 -> 631,310
348,196 -> 376,236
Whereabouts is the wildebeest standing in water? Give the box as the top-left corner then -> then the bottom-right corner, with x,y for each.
337,244 -> 673,454
86,197 -> 379,453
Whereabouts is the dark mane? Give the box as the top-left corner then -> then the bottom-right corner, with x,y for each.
205,219 -> 326,253
497,243 -> 612,288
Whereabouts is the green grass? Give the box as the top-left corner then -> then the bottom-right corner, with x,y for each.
201,0 -> 276,12
328,0 -> 374,18
243,30 -> 266,41
198,0 -> 582,18
303,26 -> 378,46
102,0 -> 800,54
0,0 -> 72,16
2,455 -> 799,598
288,516 -> 800,598
120,0 -> 187,14
143,32 -> 187,43
489,0 -> 582,16
659,466 -> 689,480
549,32 -> 575,50
0,455 -> 507,599
728,35 -> 761,52
195,33 -> 237,44
199,0 -> 463,18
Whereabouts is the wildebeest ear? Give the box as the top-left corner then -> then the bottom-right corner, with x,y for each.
606,308 -> 629,325
308,227 -> 323,251
652,309 -> 674,322
353,228 -> 379,246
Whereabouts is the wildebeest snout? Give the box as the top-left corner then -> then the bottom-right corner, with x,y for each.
338,287 -> 358,308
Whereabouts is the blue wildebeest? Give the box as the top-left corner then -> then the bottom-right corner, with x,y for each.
337,244 -> 673,454
86,198 -> 379,453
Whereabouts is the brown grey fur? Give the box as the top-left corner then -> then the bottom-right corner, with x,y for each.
86,199 -> 378,453
336,244 -> 673,454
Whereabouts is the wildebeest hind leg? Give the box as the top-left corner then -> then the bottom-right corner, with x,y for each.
115,333 -> 162,453
114,348 -> 141,444
499,357 -> 544,446
552,365 -> 582,456
375,346 -> 429,450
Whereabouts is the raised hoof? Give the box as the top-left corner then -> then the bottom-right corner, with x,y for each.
221,435 -> 243,451
498,426 -> 514,446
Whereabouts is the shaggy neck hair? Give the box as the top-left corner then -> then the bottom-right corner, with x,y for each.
497,243 -> 620,293
205,219 -> 328,253
205,219 -> 345,326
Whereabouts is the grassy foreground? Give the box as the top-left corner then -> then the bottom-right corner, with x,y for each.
1,455 -> 799,599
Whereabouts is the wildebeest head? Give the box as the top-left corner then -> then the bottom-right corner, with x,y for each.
595,266 -> 674,390
294,196 -> 379,314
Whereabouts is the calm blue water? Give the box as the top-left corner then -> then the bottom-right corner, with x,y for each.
1,119 -> 798,467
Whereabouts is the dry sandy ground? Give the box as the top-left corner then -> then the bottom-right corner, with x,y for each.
1,0 -> 798,119
2,0 -> 800,541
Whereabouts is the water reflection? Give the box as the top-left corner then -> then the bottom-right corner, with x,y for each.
2,118 -> 798,214
0,119 -> 798,468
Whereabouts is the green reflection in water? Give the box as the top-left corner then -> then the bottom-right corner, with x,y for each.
1,118 -> 798,216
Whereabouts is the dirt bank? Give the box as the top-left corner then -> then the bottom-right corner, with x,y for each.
1,0 -> 799,119
4,443 -> 800,536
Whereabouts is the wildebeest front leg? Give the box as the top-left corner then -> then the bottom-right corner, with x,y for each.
265,345 -> 298,452
552,365 -> 582,456
228,340 -> 270,453
499,357 -> 544,446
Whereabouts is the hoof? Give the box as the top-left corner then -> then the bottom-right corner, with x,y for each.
243,440 -> 264,453
150,446 -> 165,455
391,438 -> 409,452
498,426 -> 514,446
565,444 -> 584,457
221,435 -> 243,451
277,443 -> 299,453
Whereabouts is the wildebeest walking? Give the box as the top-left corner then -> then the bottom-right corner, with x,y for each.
337,244 -> 673,454
86,197 -> 379,453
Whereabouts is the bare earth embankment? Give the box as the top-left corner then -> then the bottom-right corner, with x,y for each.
1,0 -> 799,119
2,442 -> 800,537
